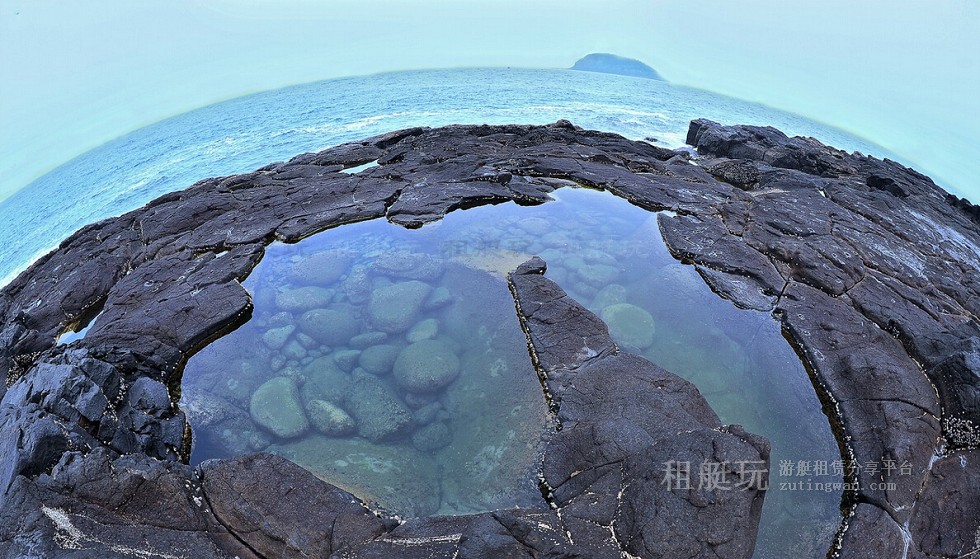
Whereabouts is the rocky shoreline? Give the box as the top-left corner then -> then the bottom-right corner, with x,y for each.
1,119 -> 977,557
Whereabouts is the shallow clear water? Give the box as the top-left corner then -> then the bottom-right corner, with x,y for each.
180,187 -> 842,557
0,67 -> 895,288
181,210 -> 553,518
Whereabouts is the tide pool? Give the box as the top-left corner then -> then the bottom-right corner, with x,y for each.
177,187 -> 842,557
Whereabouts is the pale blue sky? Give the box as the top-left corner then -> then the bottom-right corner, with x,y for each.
1,0 -> 978,200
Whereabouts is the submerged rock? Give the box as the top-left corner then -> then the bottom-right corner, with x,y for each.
406,318 -> 439,343
403,391 -> 438,409
261,324 -> 295,350
576,263 -> 620,287
307,399 -> 356,437
372,251 -> 445,281
367,280 -> 432,333
280,339 -> 307,361
297,308 -> 360,346
422,286 -> 453,311
518,216 -> 551,236
295,332 -> 318,349
342,265 -> 372,304
300,356 -> 352,405
345,375 -> 415,442
349,331 -> 388,349
412,402 -> 444,426
412,421 -> 453,452
357,344 -> 400,375
600,302 -> 656,349
590,283 -> 628,311
393,339 -> 461,394
290,250 -> 351,285
250,377 -> 309,439
332,349 -> 361,372
275,286 -> 334,312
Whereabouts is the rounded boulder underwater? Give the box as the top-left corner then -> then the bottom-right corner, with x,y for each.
600,303 -> 656,350
393,339 -> 461,393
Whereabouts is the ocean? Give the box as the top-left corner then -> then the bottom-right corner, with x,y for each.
0,67 -> 891,287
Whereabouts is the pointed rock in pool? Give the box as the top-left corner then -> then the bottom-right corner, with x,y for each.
290,250 -> 351,285
261,324 -> 295,350
406,318 -> 439,343
600,303 -> 656,350
297,308 -> 360,346
250,377 -> 309,439
332,349 -> 361,372
368,280 -> 432,333
422,286 -> 453,311
345,375 -> 415,442
306,399 -> 356,437
281,339 -> 307,360
393,339 -> 461,393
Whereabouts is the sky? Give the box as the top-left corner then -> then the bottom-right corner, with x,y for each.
1,0 -> 978,201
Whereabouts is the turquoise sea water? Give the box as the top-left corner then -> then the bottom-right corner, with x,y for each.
0,67 -> 891,287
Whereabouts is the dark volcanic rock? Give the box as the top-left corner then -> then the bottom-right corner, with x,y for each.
0,449 -> 242,559
510,259 -> 769,559
907,450 -> 980,558
199,453 -> 387,558
0,119 -> 977,557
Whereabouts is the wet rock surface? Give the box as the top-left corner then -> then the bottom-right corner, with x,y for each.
509,258 -> 770,558
0,119 -> 977,556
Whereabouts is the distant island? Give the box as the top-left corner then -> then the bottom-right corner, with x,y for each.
570,53 -> 664,80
